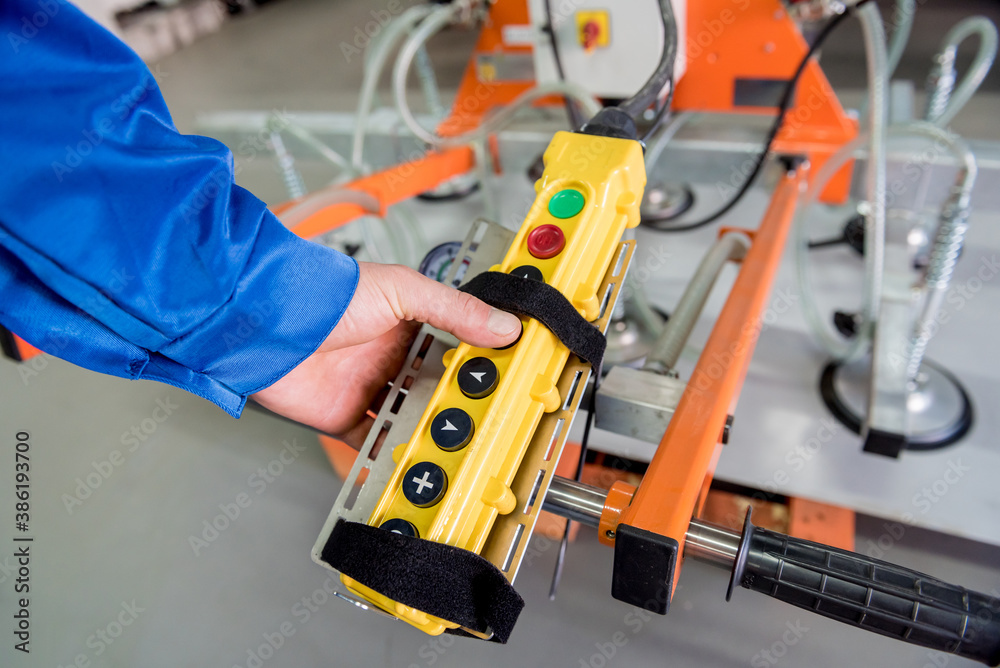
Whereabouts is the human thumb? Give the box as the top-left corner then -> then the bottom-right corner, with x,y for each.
386,265 -> 522,348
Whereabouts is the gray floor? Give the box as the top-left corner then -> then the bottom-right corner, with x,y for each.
3,358 -> 999,668
4,1 -> 1000,667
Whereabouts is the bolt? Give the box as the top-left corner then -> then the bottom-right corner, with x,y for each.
605,529 -> 616,540
721,415 -> 734,445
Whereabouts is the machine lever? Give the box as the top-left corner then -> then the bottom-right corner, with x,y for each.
729,508 -> 1000,666
544,477 -> 1000,665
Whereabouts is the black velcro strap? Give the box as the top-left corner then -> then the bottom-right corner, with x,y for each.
459,271 -> 606,370
321,520 -> 524,643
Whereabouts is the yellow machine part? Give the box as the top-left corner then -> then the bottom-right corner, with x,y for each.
343,130 -> 646,634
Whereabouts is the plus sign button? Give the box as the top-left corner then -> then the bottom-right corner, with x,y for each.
457,357 -> 499,399
431,407 -> 475,452
401,461 -> 448,508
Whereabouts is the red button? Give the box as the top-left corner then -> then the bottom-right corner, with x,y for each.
582,21 -> 601,50
526,224 -> 565,259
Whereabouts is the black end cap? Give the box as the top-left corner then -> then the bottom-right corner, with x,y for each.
844,213 -> 867,255
611,524 -> 678,614
832,311 -> 858,338
863,428 -> 907,458
579,108 -> 638,142
777,154 -> 808,173
0,326 -> 22,361
526,151 -> 546,183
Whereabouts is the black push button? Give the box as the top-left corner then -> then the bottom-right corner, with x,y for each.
379,518 -> 419,538
494,330 -> 522,351
510,265 -> 544,282
401,461 -> 448,508
431,407 -> 475,452
494,317 -> 524,351
457,357 -> 499,399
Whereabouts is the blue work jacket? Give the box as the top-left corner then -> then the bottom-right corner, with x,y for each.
0,0 -> 359,417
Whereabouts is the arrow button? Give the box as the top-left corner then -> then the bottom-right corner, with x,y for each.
457,357 -> 499,399
379,518 -> 418,538
431,408 -> 475,451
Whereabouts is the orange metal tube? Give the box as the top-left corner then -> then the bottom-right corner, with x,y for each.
282,146 -> 476,239
617,170 -> 806,591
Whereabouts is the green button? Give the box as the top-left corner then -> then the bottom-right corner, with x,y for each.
547,189 -> 585,219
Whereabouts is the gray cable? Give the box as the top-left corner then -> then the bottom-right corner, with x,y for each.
924,17 -> 998,127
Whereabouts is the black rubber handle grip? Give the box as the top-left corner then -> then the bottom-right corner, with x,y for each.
737,525 -> 1000,665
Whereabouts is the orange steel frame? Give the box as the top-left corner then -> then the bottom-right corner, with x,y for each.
436,0 -> 561,138
673,0 -> 857,199
600,170 -> 806,594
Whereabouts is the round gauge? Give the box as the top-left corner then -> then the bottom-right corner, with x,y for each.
418,241 -> 469,286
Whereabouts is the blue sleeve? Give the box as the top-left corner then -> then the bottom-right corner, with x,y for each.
0,0 -> 359,417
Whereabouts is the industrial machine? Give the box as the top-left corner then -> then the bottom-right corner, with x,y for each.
5,0 -> 999,662
294,0 -> 1000,660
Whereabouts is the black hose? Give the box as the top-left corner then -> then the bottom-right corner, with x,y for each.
618,0 -> 678,121
649,3 -> 869,233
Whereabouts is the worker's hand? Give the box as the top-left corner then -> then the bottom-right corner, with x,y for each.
251,262 -> 521,447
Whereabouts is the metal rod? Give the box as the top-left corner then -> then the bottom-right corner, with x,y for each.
543,477 -> 608,527
683,519 -> 740,569
542,477 -> 740,571
643,232 -> 751,375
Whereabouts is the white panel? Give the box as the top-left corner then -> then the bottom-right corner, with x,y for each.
526,0 -> 687,101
